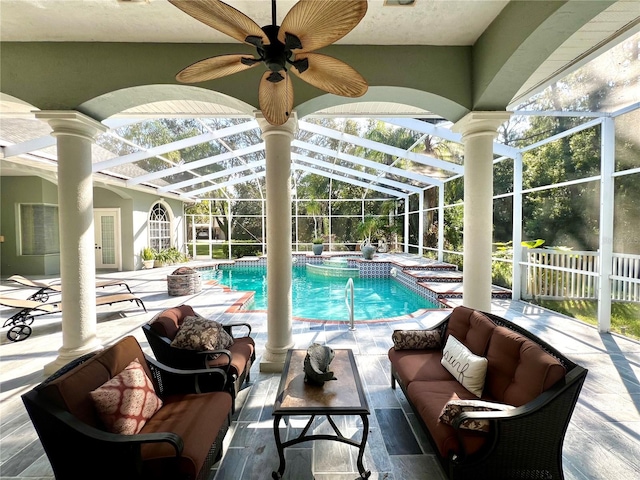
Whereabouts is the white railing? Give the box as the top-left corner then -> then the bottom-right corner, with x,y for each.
612,253 -> 640,302
522,249 -> 640,302
345,277 -> 355,330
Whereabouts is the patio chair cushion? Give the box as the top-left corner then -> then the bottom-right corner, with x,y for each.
171,316 -> 234,353
444,306 -> 496,356
388,348 -> 453,384
407,379 -> 488,457
89,358 -> 163,435
37,335 -> 149,428
148,304 -> 196,339
392,329 -> 441,350
484,326 -> 566,406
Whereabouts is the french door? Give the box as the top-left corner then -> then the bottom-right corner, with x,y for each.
94,208 -> 121,270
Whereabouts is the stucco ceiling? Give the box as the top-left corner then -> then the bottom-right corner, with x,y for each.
1,0 -> 509,45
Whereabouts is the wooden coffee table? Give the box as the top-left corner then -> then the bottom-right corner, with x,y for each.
271,348 -> 371,479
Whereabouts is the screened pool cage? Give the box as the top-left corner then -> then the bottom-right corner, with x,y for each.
184,101 -> 640,312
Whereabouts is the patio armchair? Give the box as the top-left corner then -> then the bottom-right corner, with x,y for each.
142,304 -> 255,412
22,335 -> 232,480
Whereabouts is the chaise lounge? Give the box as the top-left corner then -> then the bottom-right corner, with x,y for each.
1,294 -> 147,342
8,274 -> 132,302
388,306 -> 588,480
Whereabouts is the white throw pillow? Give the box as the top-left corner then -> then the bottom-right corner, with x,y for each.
441,335 -> 488,397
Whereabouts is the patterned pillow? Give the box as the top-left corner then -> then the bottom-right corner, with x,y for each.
439,399 -> 515,432
89,359 -> 163,435
392,329 -> 441,350
441,335 -> 488,397
171,315 -> 234,352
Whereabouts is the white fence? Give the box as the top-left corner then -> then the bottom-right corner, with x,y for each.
611,253 -> 640,302
523,249 -> 640,302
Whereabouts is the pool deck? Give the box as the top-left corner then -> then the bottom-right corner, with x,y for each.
1,253 -> 639,480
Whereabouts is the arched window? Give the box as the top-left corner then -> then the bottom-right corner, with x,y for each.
149,203 -> 171,252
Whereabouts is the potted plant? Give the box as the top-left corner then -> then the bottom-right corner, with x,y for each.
141,247 -> 155,269
312,237 -> 324,255
357,215 -> 380,260
153,249 -> 170,267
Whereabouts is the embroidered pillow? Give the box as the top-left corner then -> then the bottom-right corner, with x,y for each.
171,315 -> 234,352
441,335 -> 488,397
392,329 -> 441,350
89,359 -> 163,435
439,399 -> 515,432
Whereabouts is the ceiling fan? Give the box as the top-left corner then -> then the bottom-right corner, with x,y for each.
169,0 -> 369,126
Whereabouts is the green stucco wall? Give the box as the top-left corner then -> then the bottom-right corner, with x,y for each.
1,177 -> 186,277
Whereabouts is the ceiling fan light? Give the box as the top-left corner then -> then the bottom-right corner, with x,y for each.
384,0 -> 416,6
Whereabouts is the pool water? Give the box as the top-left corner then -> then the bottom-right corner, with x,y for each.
202,266 -> 440,321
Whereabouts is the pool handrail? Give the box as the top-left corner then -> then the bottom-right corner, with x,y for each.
345,277 -> 355,331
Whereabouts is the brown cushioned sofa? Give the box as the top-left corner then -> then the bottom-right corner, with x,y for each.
142,305 -> 255,411
389,306 -> 587,480
22,335 -> 232,480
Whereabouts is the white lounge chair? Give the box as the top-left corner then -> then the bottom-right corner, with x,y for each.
8,275 -> 132,302
0,294 -> 146,342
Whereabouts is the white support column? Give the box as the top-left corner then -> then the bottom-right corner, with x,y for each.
257,115 -> 297,372
438,186 -> 444,262
598,117 -> 615,332
35,111 -> 107,375
227,201 -> 232,260
453,112 -> 511,312
418,191 -> 424,256
404,200 -> 410,253
294,198 -> 299,252
512,153 -> 523,300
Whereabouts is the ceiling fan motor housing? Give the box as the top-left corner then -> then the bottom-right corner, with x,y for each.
261,25 -> 289,77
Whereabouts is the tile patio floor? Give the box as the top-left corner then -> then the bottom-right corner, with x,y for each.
1,258 -> 639,479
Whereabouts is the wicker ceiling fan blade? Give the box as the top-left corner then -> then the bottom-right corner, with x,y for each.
259,71 -> 294,126
278,0 -> 368,53
176,54 -> 260,83
290,53 -> 368,98
169,0 -> 269,46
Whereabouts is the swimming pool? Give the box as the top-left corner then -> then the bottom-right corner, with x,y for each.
201,265 -> 441,321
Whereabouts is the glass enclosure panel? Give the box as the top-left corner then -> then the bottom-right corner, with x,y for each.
331,217 -> 360,247
443,204 -> 463,253
493,196 -> 513,244
614,172 -> 640,254
230,217 -> 263,241
615,109 -> 640,171
445,177 -> 463,204
408,212 -> 419,248
523,126 -> 601,190
522,180 -> 599,250
494,159 -> 514,196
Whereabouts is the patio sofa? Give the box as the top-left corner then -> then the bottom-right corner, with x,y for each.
142,304 -> 255,412
22,335 -> 232,480
389,306 -> 587,480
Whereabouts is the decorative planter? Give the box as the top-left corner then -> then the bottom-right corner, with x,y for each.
142,259 -> 154,269
312,244 -> 324,255
361,244 -> 376,260
167,267 -> 202,296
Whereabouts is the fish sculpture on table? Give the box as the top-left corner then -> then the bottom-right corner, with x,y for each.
303,343 -> 337,386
